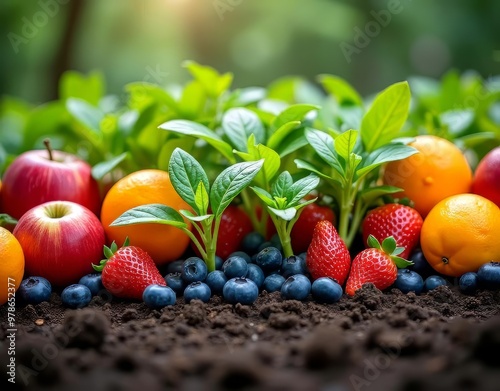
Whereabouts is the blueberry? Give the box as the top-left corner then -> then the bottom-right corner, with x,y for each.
263,274 -> 286,293
215,256 -> 224,270
298,252 -> 307,261
241,231 -> 265,255
246,264 -> 265,289
270,233 -> 282,251
423,275 -> 448,292
61,284 -> 92,309
311,277 -> 343,303
257,241 -> 274,253
166,259 -> 184,274
255,247 -> 282,273
18,277 -> 52,305
281,274 -> 311,301
477,262 -> 500,289
395,269 -> 424,294
143,284 -> 176,308
281,255 -> 307,278
205,270 -> 228,295
184,281 -> 211,303
228,251 -> 252,264
181,257 -> 208,283
222,256 -> 249,279
459,272 -> 479,295
408,248 -> 435,278
78,273 -> 104,296
164,272 -> 185,295
223,277 -> 259,305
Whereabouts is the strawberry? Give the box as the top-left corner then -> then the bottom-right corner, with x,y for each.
345,235 -> 412,296
291,202 -> 336,254
362,204 -> 423,260
306,220 -> 351,285
93,239 -> 166,300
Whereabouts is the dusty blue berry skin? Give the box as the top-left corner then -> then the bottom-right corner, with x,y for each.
215,256 -> 224,271
408,249 -> 435,278
246,264 -> 265,289
143,285 -> 176,308
241,231 -> 265,255
395,269 -> 424,294
181,257 -> 208,283
223,277 -> 259,305
281,274 -> 311,301
61,284 -> 92,309
424,275 -> 448,292
311,277 -> 343,303
459,272 -> 479,295
205,271 -> 228,295
228,251 -> 252,264
255,247 -> 282,274
222,256 -> 249,279
78,273 -> 104,296
18,277 -> 52,305
184,282 -> 211,303
263,274 -> 286,293
477,262 -> 500,289
281,255 -> 307,278
166,260 -> 184,274
164,273 -> 185,295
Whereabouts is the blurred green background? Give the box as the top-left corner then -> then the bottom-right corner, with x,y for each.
2,0 -> 499,104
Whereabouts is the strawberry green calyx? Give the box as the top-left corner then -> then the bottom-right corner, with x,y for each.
366,235 -> 413,269
92,238 -> 130,272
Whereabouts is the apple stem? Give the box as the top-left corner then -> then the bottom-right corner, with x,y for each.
43,139 -> 54,161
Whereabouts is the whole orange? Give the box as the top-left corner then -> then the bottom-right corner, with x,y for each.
420,194 -> 500,277
0,227 -> 25,305
471,146 -> 500,208
101,169 -> 192,265
383,135 -> 472,217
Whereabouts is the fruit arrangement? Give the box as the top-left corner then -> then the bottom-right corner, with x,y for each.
1,64 -> 500,310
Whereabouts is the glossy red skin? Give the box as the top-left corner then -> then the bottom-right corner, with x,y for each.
306,220 -> 351,285
13,201 -> 106,287
345,248 -> 397,296
362,204 -> 423,260
1,149 -> 101,219
291,203 -> 336,254
472,147 -> 500,208
193,205 -> 254,260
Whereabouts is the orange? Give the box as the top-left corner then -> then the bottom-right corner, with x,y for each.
383,135 -> 472,217
420,194 -> 500,277
0,227 -> 25,305
100,169 -> 192,265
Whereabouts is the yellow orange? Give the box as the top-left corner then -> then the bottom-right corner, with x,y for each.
0,227 -> 25,305
100,169 -> 191,265
383,135 -> 472,217
421,194 -> 500,277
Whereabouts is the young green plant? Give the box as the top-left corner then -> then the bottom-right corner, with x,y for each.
110,148 -> 263,271
251,171 -> 320,257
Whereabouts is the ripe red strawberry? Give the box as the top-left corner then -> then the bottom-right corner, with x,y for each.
362,204 -> 423,259
345,235 -> 412,296
291,202 -> 336,254
93,240 -> 166,300
306,220 -> 351,285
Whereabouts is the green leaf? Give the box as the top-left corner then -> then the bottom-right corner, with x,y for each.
367,234 -> 381,250
183,60 -> 233,98
269,206 -> 297,221
272,104 -> 319,131
210,160 -> 264,218
360,81 -> 411,152
381,236 -> 397,254
294,159 -> 339,181
0,213 -> 17,227
267,121 -> 301,150
251,186 -> 276,207
271,171 -> 294,198
125,82 -> 180,112
66,98 -> 104,134
275,127 -> 309,157
359,185 -> 402,206
356,143 -> 418,178
284,174 -> 320,207
195,181 -> 209,216
91,152 -> 128,181
334,129 -> 358,161
60,70 -> 104,106
222,108 -> 265,151
180,209 -> 213,223
168,148 -> 210,215
178,81 -> 207,119
159,120 -> 234,162
392,257 -> 414,268
110,204 -> 188,228
157,137 -> 195,171
318,74 -> 363,106
305,129 -> 344,176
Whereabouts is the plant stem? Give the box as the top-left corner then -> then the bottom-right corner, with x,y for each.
43,139 -> 54,161
269,213 -> 294,257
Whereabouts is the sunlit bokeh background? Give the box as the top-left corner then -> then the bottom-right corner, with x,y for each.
1,0 -> 499,103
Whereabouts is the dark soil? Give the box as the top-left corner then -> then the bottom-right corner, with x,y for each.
2,284 -> 500,391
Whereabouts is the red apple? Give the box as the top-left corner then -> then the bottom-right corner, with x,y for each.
13,201 -> 106,287
1,145 -> 101,220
